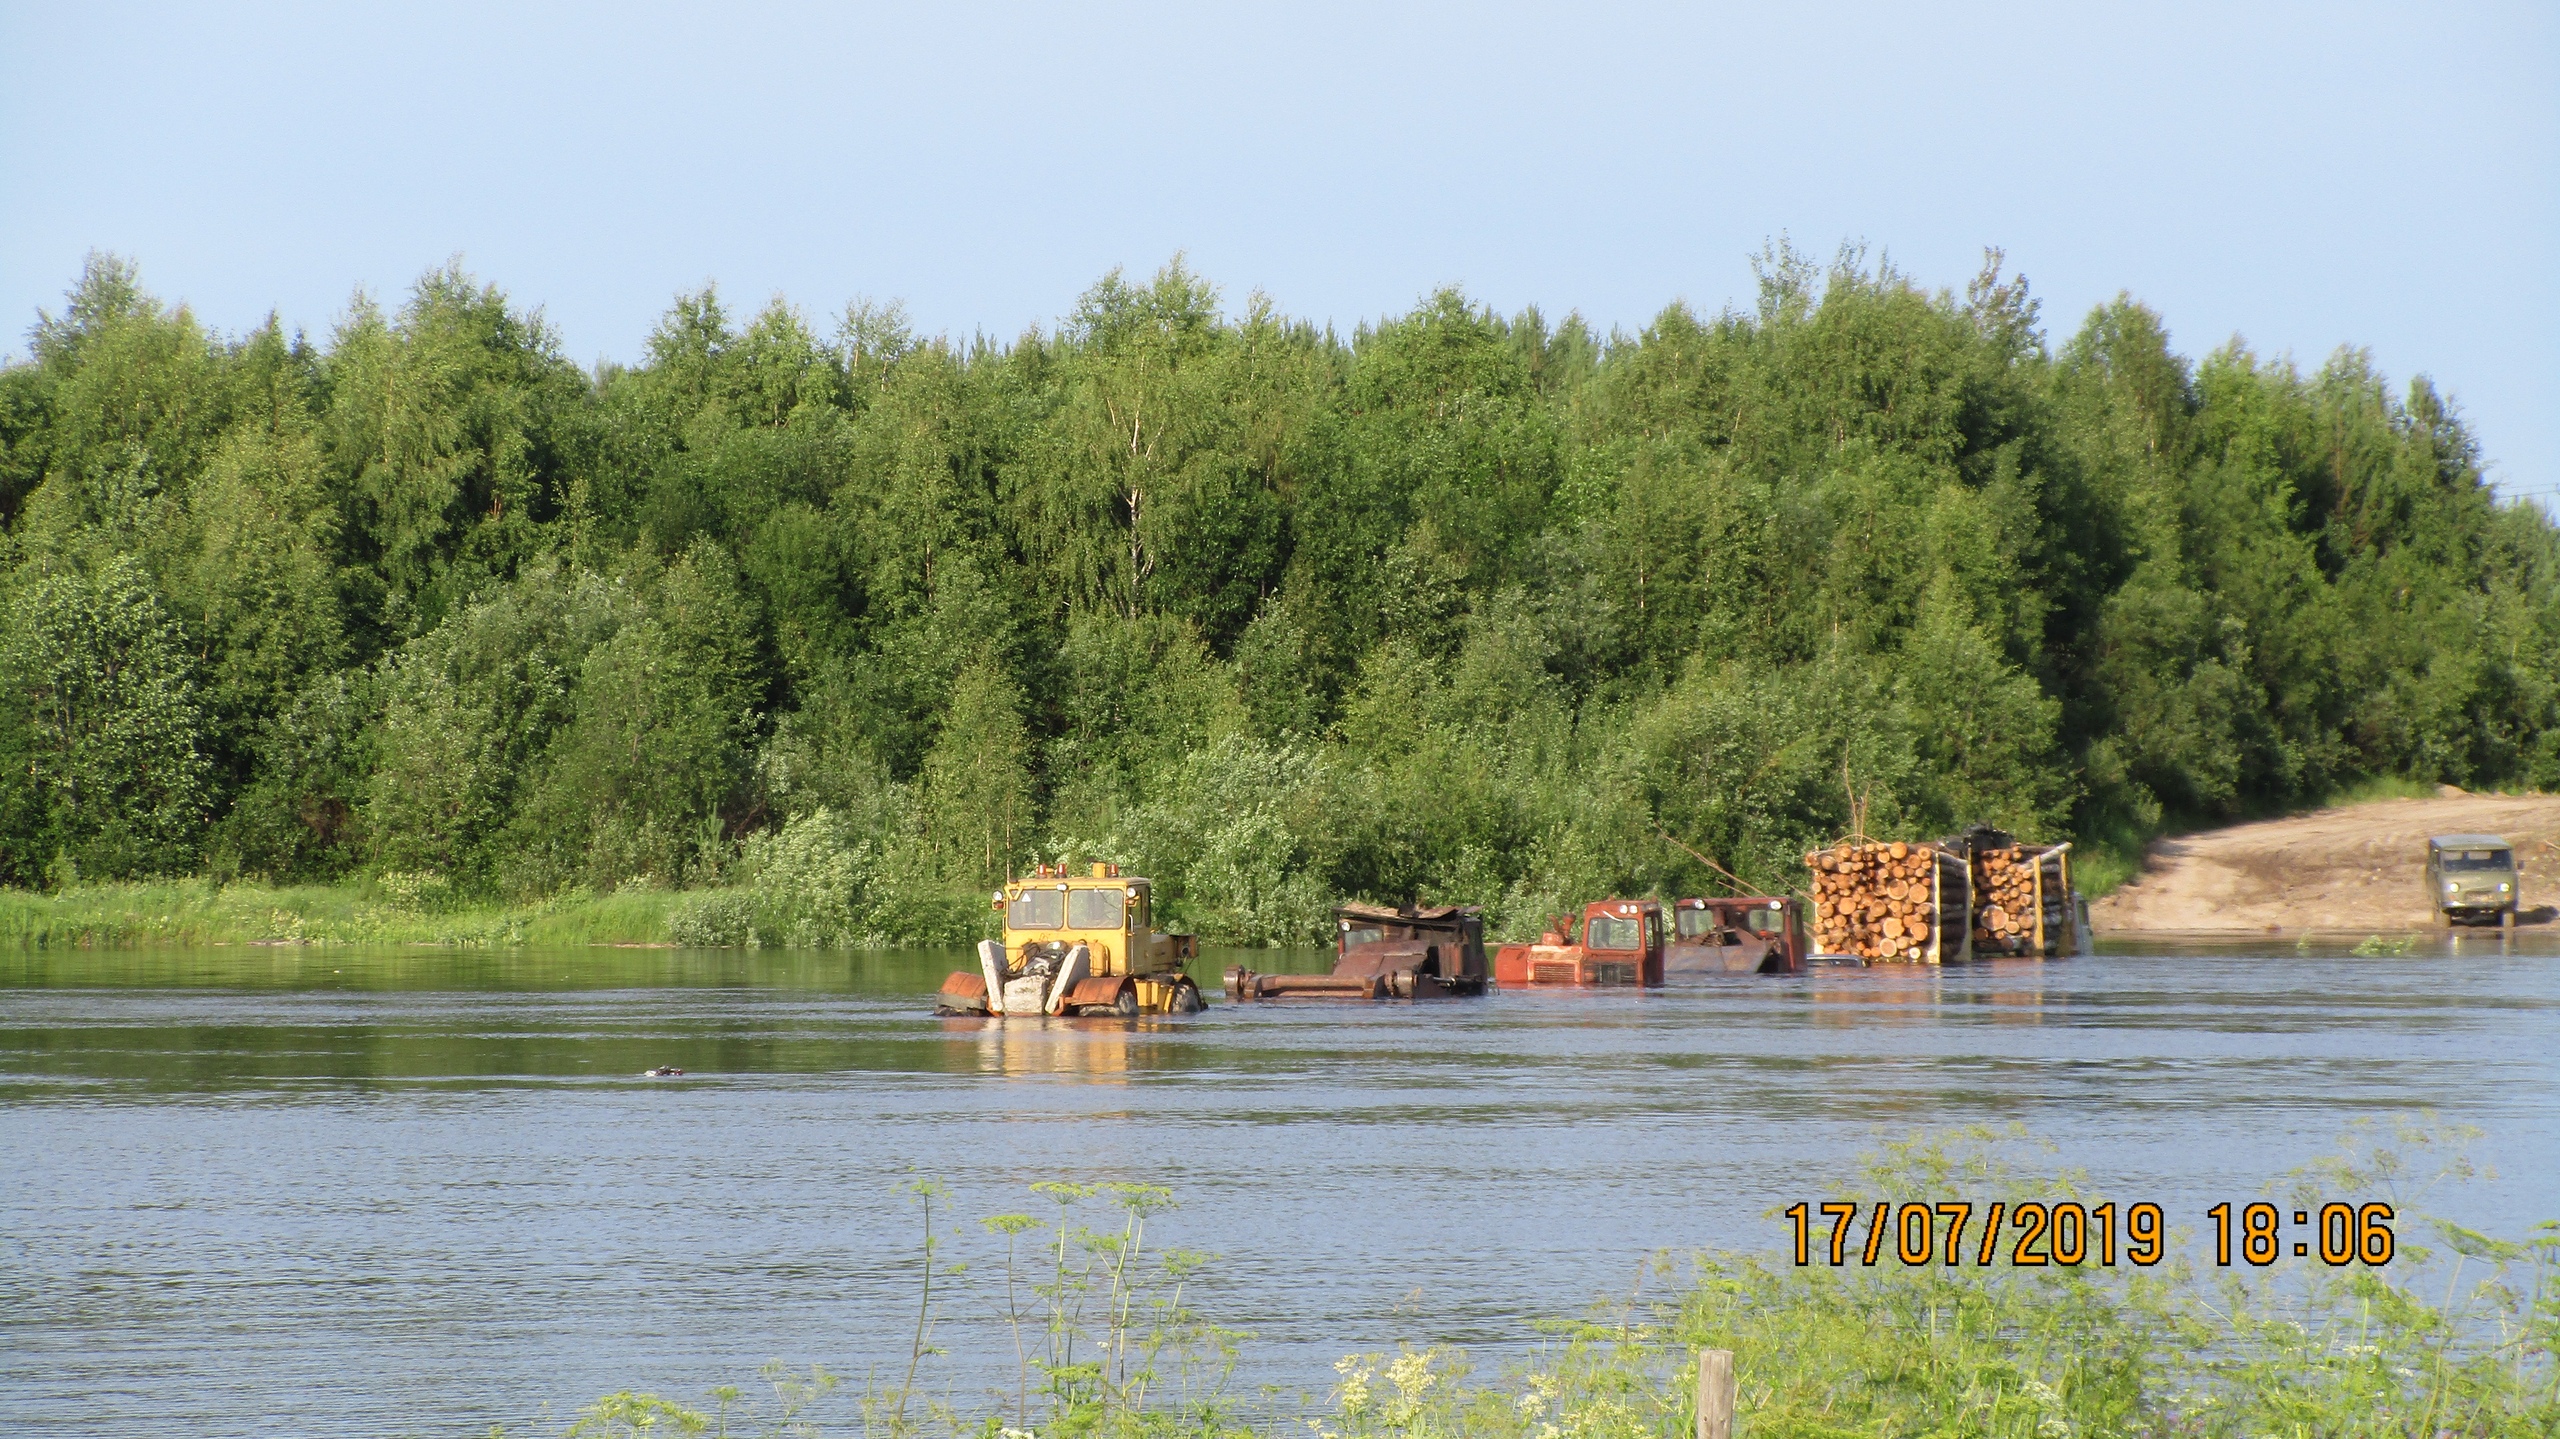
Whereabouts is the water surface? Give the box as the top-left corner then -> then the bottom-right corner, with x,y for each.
5,935 -> 2555,1434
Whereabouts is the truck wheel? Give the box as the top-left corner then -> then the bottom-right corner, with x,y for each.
1111,983 -> 1139,1018
1169,979 -> 1204,1013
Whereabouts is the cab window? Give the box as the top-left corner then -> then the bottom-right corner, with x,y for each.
2442,849 -> 2512,872
1341,925 -> 1385,948
1008,888 -> 1065,929
1675,909 -> 1709,940
1643,911 -> 1662,950
1067,887 -> 1126,929
1586,914 -> 1642,950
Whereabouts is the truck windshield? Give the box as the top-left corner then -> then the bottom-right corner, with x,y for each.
1675,910 -> 1710,940
1341,925 -> 1385,948
1586,914 -> 1643,950
1009,888 -> 1064,928
2442,849 -> 2512,872
1067,887 -> 1125,928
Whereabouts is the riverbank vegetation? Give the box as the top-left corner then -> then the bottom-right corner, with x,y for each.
0,876 -> 686,948
554,1126 -> 2559,1437
5,251 -> 2555,945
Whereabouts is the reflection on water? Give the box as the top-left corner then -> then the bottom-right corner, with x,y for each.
3,936 -> 2555,1435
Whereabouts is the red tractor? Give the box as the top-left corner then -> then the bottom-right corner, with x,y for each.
1666,896 -> 1809,974
1493,899 -> 1666,987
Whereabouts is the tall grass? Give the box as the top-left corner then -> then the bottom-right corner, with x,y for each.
551,1124 -> 2557,1438
0,877 -> 697,948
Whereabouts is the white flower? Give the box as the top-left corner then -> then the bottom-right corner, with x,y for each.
1333,1355 -> 1373,1411
1386,1349 -> 1436,1398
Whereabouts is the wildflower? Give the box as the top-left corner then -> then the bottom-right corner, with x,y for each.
1386,1348 -> 1436,1398
2021,1378 -> 2073,1439
1333,1355 -> 1373,1412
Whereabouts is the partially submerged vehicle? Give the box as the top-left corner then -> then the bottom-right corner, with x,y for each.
936,863 -> 1205,1018
1225,903 -> 1490,1001
2427,835 -> 2519,928
1493,899 -> 1666,987
1665,896 -> 1810,974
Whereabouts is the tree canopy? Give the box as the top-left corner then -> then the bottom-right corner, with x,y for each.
4,249 -> 2552,941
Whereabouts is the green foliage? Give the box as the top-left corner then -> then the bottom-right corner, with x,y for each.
504,541 -> 763,891
5,252 -> 2554,929
0,554 -> 213,880
923,658 -> 1035,892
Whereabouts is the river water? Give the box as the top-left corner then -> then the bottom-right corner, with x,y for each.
4,935 -> 2556,1434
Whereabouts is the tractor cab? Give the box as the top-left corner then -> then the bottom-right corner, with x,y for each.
1666,896 -> 1809,974
936,863 -> 1203,1017
1493,898 -> 1666,987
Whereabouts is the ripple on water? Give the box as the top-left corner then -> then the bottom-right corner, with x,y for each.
2,940 -> 2555,1433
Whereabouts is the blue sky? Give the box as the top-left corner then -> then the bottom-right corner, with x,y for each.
4,0 -> 2553,505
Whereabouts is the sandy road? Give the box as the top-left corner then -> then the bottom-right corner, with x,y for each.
2091,790 -> 2560,933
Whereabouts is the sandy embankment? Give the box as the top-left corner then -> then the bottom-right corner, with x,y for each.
2091,791 -> 2560,934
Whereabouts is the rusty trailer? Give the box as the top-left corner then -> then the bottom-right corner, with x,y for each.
1225,902 -> 1490,1001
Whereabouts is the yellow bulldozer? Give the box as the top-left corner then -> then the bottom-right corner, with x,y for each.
935,863 -> 1206,1017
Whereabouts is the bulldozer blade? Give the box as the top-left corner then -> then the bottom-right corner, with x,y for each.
936,970 -> 990,1015
1043,944 -> 1092,1015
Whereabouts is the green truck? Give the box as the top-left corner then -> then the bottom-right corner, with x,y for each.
2426,834 -> 2520,928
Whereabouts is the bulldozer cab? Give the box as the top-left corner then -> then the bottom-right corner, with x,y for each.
1000,863 -> 1175,979
1582,899 -> 1662,955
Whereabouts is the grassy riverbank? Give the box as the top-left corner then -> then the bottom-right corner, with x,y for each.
0,878 -> 694,948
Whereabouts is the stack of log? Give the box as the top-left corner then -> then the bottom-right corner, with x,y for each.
1805,840 -> 1970,963
1964,843 -> 2074,956
1970,846 -> 2041,955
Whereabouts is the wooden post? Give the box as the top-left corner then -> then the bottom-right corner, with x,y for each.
1697,1347 -> 1736,1439
2031,851 -> 2046,956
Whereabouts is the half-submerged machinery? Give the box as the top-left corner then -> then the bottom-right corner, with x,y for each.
1225,902 -> 1490,1001
1665,896 -> 1810,974
1492,899 -> 1666,987
936,863 -> 1205,1018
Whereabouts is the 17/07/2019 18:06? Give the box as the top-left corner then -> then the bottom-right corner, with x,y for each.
1784,1200 -> 2398,1268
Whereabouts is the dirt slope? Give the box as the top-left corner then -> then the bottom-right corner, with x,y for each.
2091,790 -> 2560,933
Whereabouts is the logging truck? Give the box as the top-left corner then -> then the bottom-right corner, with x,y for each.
935,863 -> 1206,1017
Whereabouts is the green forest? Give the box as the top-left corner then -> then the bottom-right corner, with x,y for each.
3,248 -> 2553,945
